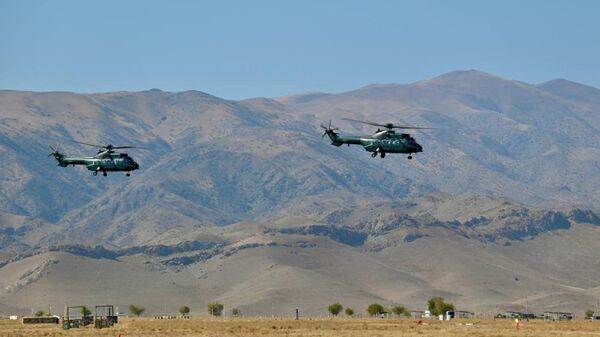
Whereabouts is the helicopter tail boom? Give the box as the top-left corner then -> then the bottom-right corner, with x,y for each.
48,150 -> 68,167
324,129 -> 343,146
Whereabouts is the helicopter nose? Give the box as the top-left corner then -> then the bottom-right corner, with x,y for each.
415,144 -> 423,152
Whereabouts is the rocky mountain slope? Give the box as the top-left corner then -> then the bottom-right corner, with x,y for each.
1,193 -> 599,315
0,70 -> 599,314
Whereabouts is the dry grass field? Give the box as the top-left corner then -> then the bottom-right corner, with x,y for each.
2,317 -> 600,337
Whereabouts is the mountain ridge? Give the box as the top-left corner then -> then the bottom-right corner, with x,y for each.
1,70 -> 599,314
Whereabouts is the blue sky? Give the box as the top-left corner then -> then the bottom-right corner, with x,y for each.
1,0 -> 599,99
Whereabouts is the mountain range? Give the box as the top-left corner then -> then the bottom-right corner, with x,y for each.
0,70 -> 598,315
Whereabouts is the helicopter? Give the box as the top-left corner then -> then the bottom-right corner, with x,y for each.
48,141 -> 140,176
320,118 -> 432,159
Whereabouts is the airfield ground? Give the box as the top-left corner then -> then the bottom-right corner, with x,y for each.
3,317 -> 600,337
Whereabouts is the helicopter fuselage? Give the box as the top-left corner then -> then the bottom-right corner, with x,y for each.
52,151 -> 139,175
324,130 -> 423,158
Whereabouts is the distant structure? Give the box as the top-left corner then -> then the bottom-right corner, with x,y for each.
410,310 -> 431,318
63,305 -> 93,329
94,305 -> 118,329
505,311 -> 535,319
22,316 -> 59,324
445,311 -> 474,320
544,312 -> 573,321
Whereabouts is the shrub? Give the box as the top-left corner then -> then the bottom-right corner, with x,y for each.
328,303 -> 343,316
391,305 -> 407,316
179,306 -> 190,316
427,297 -> 454,316
81,306 -> 92,317
208,302 -> 224,316
129,304 -> 145,317
367,303 -> 386,317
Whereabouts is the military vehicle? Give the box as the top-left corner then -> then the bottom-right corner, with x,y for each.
49,141 -> 140,176
321,118 -> 432,159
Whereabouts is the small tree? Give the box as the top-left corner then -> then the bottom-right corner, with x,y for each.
391,305 -> 407,316
81,306 -> 92,317
34,310 -> 45,317
345,307 -> 354,317
367,303 -> 386,317
231,308 -> 240,317
208,302 -> 224,317
129,304 -> 145,317
585,310 -> 595,319
328,303 -> 343,316
428,297 -> 454,316
179,306 -> 190,316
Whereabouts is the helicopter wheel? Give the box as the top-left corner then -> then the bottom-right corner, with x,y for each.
380,152 -> 386,159
408,155 -> 413,160
371,152 -> 377,158
103,172 -> 107,177
126,173 -> 130,177
93,171 -> 97,176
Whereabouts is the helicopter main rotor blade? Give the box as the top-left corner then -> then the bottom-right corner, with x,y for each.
342,118 -> 387,128
394,126 -> 435,130
73,140 -> 142,150
73,140 -> 106,148
342,118 -> 433,130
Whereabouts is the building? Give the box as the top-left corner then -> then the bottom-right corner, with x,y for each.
410,310 -> 431,318
505,311 -> 536,319
445,311 -> 474,320
544,312 -> 573,321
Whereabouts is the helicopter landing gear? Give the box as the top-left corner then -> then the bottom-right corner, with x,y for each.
103,172 -> 107,177
371,152 -> 377,158
407,155 -> 413,160
93,171 -> 97,176
126,172 -> 130,177
380,152 -> 386,159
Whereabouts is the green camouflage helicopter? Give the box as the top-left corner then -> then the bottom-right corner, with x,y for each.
321,118 -> 432,159
49,141 -> 140,176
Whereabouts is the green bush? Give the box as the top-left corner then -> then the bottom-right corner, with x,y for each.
129,304 -> 145,317
81,306 -> 92,317
328,303 -> 343,316
427,297 -> 454,316
391,305 -> 407,316
345,307 -> 354,316
367,303 -> 386,317
208,302 -> 224,316
179,306 -> 190,316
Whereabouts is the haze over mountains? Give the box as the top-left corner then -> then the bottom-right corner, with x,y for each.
0,70 -> 599,315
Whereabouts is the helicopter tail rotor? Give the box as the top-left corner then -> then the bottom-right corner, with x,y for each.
320,120 -> 344,146
48,145 -> 68,166
320,120 -> 339,138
